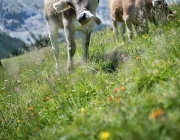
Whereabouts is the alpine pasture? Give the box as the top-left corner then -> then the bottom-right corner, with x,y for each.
0,4 -> 180,140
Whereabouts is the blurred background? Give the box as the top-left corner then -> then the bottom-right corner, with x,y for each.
0,0 -> 179,59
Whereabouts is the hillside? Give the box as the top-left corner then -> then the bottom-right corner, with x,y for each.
0,4 -> 180,140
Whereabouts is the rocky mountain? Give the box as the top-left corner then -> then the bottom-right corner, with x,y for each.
0,0 -> 46,44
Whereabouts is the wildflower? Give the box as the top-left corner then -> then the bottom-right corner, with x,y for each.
136,56 -> 141,60
119,86 -> 125,91
149,108 -> 163,119
115,96 -> 120,104
28,107 -> 34,111
67,76 -> 70,80
107,96 -> 112,101
113,87 -> 118,93
81,107 -> 85,112
142,35 -> 147,39
178,19 -> 180,22
44,96 -> 50,101
99,131 -> 110,140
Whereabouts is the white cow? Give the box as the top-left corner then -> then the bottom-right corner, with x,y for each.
44,0 -> 101,72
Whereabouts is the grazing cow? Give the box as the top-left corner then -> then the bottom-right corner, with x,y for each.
44,0 -> 101,72
152,0 -> 175,24
108,0 -> 154,43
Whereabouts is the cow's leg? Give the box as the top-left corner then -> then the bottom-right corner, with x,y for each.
64,24 -> 76,71
123,15 -> 133,41
47,20 -> 60,73
82,32 -> 91,61
112,20 -> 119,43
125,21 -> 133,40
120,22 -> 125,42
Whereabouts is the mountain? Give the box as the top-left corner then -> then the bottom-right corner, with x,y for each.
0,0 -> 46,44
0,0 -> 111,59
0,31 -> 25,59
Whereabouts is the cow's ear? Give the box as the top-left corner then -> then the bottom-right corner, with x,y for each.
53,1 -> 71,13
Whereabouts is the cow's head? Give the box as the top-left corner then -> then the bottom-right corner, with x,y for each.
53,0 -> 102,26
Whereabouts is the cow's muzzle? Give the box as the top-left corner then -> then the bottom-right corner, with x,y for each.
77,10 -> 94,25
77,10 -> 102,26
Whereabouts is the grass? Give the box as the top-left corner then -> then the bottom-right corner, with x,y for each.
1,7 -> 180,140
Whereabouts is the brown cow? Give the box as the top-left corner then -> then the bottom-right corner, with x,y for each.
108,0 -> 154,43
44,0 -> 101,73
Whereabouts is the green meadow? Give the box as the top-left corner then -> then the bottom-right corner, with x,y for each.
0,5 -> 180,140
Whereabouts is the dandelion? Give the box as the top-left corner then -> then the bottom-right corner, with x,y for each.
44,96 -> 50,101
136,56 -> 141,60
99,131 -> 110,140
81,107 -> 85,112
142,35 -> 147,39
113,87 -> 118,93
149,108 -> 163,119
119,86 -> 125,91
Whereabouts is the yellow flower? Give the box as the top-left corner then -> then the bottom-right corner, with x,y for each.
99,131 -> 110,140
178,19 -> 180,22
81,107 -> 85,112
136,56 -> 141,60
67,76 -> 70,80
142,35 -> 147,39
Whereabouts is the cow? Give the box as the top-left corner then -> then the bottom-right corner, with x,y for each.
152,0 -> 176,25
108,0 -> 155,43
44,0 -> 101,73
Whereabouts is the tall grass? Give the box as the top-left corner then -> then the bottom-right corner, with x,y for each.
0,5 -> 180,140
